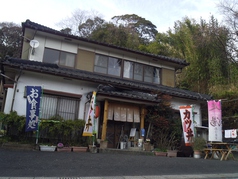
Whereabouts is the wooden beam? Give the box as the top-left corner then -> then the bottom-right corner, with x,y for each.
101,100 -> 108,140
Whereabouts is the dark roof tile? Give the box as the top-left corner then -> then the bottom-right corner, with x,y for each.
2,58 -> 212,101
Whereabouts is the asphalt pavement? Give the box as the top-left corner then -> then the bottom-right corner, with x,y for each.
0,148 -> 238,179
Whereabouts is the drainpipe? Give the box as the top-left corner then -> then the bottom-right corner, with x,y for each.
10,69 -> 22,112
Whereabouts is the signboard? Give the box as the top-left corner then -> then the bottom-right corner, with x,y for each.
208,100 -> 222,142
25,86 -> 42,132
179,105 -> 194,146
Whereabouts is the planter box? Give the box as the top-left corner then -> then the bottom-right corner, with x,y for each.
144,143 -> 151,151
167,150 -> 178,157
154,151 -> 167,157
100,141 -> 108,149
72,147 -> 88,152
57,147 -> 72,152
39,145 -> 56,152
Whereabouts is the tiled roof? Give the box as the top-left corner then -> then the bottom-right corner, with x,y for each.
22,19 -> 189,67
96,84 -> 161,103
1,58 -> 212,101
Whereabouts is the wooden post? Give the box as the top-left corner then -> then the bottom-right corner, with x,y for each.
101,100 -> 108,141
140,107 -> 145,139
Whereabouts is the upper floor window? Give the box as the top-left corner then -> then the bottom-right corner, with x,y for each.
123,60 -> 161,84
94,54 -> 161,84
94,54 -> 121,77
43,48 -> 76,68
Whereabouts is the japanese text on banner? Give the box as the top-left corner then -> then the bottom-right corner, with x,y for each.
208,100 -> 222,142
25,86 -> 42,132
179,105 -> 194,146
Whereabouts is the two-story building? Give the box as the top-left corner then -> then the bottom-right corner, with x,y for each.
0,19 -> 212,148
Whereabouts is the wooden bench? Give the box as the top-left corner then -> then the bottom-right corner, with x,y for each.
225,148 -> 236,160
203,148 -> 228,161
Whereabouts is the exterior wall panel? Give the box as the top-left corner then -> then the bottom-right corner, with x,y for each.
161,68 -> 175,87
22,35 -> 45,62
8,72 -> 96,120
171,98 -> 202,126
76,49 -> 95,71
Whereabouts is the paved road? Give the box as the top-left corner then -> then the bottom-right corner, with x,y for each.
0,148 -> 238,179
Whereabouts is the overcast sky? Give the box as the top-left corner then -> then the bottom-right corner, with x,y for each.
1,0 -> 223,32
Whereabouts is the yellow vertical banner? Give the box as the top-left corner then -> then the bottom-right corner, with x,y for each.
83,91 -> 96,137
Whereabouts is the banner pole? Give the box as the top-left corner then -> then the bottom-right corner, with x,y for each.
36,87 -> 43,145
93,91 -> 97,146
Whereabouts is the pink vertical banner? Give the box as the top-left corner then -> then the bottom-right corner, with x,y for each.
208,100 -> 222,142
179,105 -> 194,146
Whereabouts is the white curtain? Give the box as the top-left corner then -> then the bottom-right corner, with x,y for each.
107,103 -> 114,120
126,105 -> 133,122
133,106 -> 140,123
114,105 -> 121,121
107,103 -> 140,123
123,61 -> 131,78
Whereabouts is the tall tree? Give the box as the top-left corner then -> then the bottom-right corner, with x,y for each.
112,14 -> 158,44
218,0 -> 238,63
89,22 -> 141,50
57,9 -> 102,36
142,32 -> 183,58
58,12 -> 156,49
0,22 -> 22,59
86,14 -> 157,49
172,17 -> 230,94
78,16 -> 105,38
142,16 -> 230,94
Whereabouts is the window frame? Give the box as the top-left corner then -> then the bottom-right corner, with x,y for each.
43,48 -> 76,68
123,60 -> 161,84
94,54 -> 122,77
40,89 -> 81,120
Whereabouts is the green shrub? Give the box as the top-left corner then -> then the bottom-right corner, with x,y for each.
192,137 -> 206,151
1,112 -> 86,146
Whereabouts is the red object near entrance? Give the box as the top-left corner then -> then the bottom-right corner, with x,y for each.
95,105 -> 100,118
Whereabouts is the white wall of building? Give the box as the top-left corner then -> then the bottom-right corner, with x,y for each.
4,88 -> 14,114
29,34 -> 174,71
4,70 -> 205,125
171,97 -> 203,127
171,97 -> 209,139
6,71 -> 97,120
28,35 -> 78,62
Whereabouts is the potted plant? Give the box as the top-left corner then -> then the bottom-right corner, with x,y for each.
192,137 -> 206,159
145,102 -> 182,157
56,142 -> 72,152
143,138 -> 152,151
154,148 -> 167,156
151,127 -> 179,157
100,139 -> 108,149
